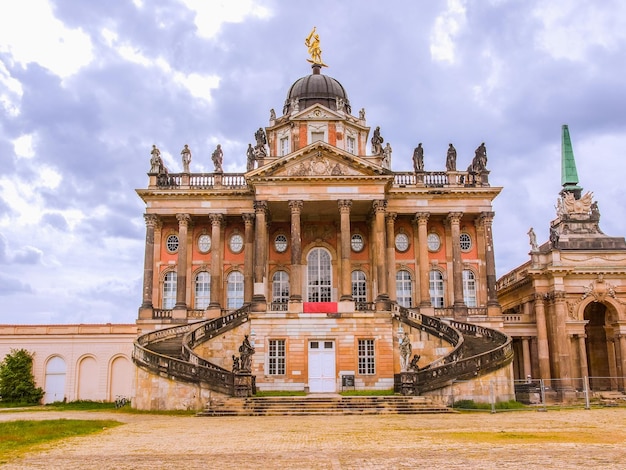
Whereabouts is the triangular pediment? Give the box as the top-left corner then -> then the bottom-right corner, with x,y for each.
248,141 -> 390,179
291,104 -> 345,121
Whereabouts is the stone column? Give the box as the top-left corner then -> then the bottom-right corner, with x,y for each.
553,291 -> 572,386
289,200 -> 303,302
447,212 -> 465,315
619,335 -> 626,391
607,338 -> 618,390
209,214 -> 223,308
522,337 -> 532,379
386,212 -> 397,302
152,219 -> 163,308
253,201 -> 268,302
174,213 -> 191,310
140,214 -> 158,311
473,215 -> 487,306
243,213 -> 255,303
577,334 -> 589,383
338,200 -> 353,301
415,213 -> 431,307
534,293 -> 551,380
373,200 -> 388,301
479,212 -> 500,309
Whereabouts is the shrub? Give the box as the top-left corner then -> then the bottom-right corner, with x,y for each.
0,349 -> 44,405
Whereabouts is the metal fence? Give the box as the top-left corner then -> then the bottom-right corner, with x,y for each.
439,377 -> 626,412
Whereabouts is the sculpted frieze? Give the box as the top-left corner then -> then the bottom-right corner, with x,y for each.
284,155 -> 361,177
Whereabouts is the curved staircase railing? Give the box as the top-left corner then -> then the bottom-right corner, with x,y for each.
394,305 -> 513,394
133,304 -> 251,395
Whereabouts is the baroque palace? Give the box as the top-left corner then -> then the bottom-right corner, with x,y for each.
1,34 -> 625,410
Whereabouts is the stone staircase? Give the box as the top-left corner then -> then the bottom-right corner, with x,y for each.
144,336 -> 184,359
198,394 -> 454,416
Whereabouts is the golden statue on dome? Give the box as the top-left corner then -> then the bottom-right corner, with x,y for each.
305,27 -> 327,67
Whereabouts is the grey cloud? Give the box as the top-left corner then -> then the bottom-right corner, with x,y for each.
12,246 -> 44,265
0,273 -> 33,295
41,212 -> 69,231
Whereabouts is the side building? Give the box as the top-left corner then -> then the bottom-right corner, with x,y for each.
497,125 -> 626,394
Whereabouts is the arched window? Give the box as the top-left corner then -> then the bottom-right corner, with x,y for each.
227,271 -> 244,309
429,270 -> 444,308
352,270 -> 367,304
307,248 -> 332,302
396,270 -> 412,307
194,271 -> 211,309
272,270 -> 290,304
163,271 -> 177,309
463,270 -> 477,307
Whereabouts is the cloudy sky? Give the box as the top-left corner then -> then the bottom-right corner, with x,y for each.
1,0 -> 626,324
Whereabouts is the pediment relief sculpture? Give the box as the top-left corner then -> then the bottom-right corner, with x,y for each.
284,155 -> 362,177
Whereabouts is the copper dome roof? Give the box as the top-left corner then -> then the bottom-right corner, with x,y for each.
283,65 -> 351,115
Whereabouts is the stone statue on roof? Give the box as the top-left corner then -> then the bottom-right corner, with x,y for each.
413,143 -> 424,172
371,126 -> 384,156
212,144 -> 223,173
181,144 -> 191,173
446,144 -> 457,171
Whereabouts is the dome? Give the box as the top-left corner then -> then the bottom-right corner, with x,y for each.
283,65 -> 351,115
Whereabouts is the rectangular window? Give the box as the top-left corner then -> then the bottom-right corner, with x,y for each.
268,339 -> 286,375
358,339 -> 375,375
346,136 -> 355,154
280,137 -> 289,156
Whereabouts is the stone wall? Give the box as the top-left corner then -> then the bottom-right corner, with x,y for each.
133,367 -> 229,411
423,362 -> 515,405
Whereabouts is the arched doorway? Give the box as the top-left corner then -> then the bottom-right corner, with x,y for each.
584,302 -> 611,390
109,356 -> 132,401
44,356 -> 66,404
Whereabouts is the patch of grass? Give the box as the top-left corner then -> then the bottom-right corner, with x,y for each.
452,399 -> 526,410
45,400 -> 117,411
340,389 -> 395,396
0,419 -> 122,464
436,430 -> 624,444
254,390 -> 307,397
0,402 -> 41,409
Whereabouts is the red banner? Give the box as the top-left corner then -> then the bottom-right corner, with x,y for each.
303,302 -> 338,313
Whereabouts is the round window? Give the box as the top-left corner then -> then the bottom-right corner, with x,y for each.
230,233 -> 244,253
351,234 -> 364,252
274,234 -> 288,253
198,234 -> 211,253
166,234 -> 179,253
460,233 -> 472,252
427,233 -> 441,252
395,233 -> 409,252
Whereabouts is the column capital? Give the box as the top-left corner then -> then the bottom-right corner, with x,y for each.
372,199 -> 387,213
209,213 -> 223,225
254,200 -> 268,213
242,213 -> 255,225
534,292 -> 546,302
144,213 -> 159,227
385,212 -> 397,223
479,211 -> 495,225
176,213 -> 191,227
446,212 -> 463,225
338,199 -> 352,212
288,200 -> 303,212
414,212 -> 430,224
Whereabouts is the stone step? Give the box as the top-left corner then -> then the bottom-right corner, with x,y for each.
198,395 -> 453,416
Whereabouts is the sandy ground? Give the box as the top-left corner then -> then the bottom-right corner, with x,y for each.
1,408 -> 625,469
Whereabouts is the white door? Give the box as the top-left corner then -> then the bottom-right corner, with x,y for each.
44,356 -> 66,404
308,340 -> 336,393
